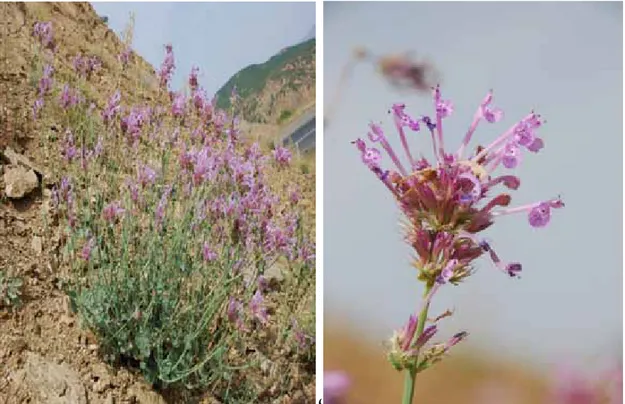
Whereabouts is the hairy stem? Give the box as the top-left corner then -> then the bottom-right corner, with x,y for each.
402,285 -> 432,404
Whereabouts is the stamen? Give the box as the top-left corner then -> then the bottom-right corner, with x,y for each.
472,112 -> 537,163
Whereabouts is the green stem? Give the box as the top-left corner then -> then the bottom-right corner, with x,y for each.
402,370 -> 417,404
402,285 -> 432,404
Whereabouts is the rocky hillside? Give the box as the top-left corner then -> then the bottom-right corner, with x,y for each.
214,38 -> 315,125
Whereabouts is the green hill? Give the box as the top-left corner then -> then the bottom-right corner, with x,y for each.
215,38 -> 315,124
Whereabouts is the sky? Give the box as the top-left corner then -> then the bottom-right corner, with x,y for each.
324,2 -> 623,373
90,2 -> 315,96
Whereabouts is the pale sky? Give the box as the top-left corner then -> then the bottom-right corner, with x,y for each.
91,2 -> 315,96
324,2 -> 622,374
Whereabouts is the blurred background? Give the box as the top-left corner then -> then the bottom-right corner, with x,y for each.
323,2 -> 622,402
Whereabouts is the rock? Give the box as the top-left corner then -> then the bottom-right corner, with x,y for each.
91,362 -> 111,389
104,393 -> 116,404
94,378 -> 109,393
264,262 -> 284,283
260,357 -> 272,375
128,382 -> 167,404
59,314 -> 74,327
4,165 -> 38,198
31,236 -> 43,255
9,337 -> 27,355
18,352 -> 88,404
1,146 -> 49,180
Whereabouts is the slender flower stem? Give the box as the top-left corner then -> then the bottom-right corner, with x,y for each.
402,285 -> 433,404
402,370 -> 417,404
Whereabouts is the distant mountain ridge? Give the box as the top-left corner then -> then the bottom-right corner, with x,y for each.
214,38 -> 315,125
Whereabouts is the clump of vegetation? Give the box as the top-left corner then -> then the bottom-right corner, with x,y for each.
0,271 -> 23,310
278,109 -> 294,124
30,19 -> 315,401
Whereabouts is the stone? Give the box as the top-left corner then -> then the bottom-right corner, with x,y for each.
18,352 -> 88,404
91,362 -> 111,387
104,393 -> 116,404
4,165 -> 38,198
94,378 -> 109,393
31,236 -> 43,255
1,147 -> 49,180
264,262 -> 284,283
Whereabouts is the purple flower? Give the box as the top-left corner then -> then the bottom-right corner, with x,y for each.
257,275 -> 268,292
93,136 -> 104,158
398,314 -> 419,352
492,197 -> 564,228
324,371 -> 350,404
353,86 -> 564,283
62,130 -> 77,162
189,66 -> 199,90
121,106 -> 150,144
291,318 -> 312,349
126,179 -> 140,205
102,201 -> 125,223
202,242 -> 217,262
227,297 -> 246,331
192,88 -> 206,111
414,324 -> 438,349
193,146 -> 214,185
72,54 -> 101,78
289,188 -> 301,204
33,21 -> 54,50
118,46 -> 132,67
171,92 -> 186,117
249,290 -> 268,324
38,65 -> 54,96
273,146 -> 292,167
58,84 -> 81,109
102,90 -> 121,124
158,44 -> 175,88
443,331 -> 469,351
436,259 -> 457,284
154,185 -> 172,228
137,164 -> 157,187
81,237 -> 95,261
33,97 -> 44,120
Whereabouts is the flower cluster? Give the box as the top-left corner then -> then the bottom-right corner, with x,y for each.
58,84 -> 82,110
118,46 -> 132,68
354,86 -> 564,375
324,371 -> 351,404
273,146 -> 292,167
157,44 -> 175,88
38,65 -> 54,96
189,66 -> 199,91
120,106 -> 152,146
72,53 -> 101,78
33,21 -> 55,51
33,64 -> 54,119
171,92 -> 186,117
102,90 -> 121,125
